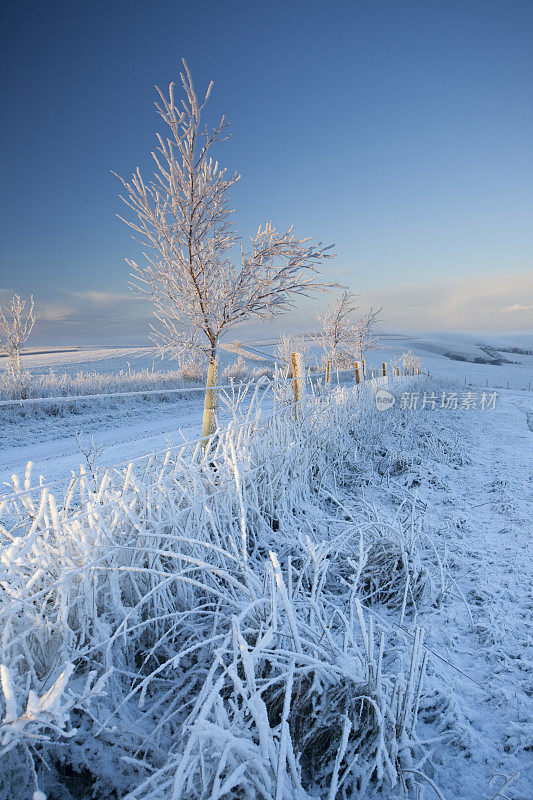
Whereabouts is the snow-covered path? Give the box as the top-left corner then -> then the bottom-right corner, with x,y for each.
0,385 -> 281,493
412,390 -> 533,799
0,397 -> 206,491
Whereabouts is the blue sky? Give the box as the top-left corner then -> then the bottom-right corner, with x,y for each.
1,0 -> 532,343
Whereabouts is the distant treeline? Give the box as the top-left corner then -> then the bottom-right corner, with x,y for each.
494,346 -> 533,356
444,352 -> 504,365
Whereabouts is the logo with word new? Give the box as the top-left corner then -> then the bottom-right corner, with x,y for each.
374,388 -> 396,411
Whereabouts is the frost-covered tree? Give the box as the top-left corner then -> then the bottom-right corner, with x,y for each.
316,291 -> 358,369
0,294 -> 35,396
116,61 -> 333,440
400,350 -> 422,374
349,306 -> 382,361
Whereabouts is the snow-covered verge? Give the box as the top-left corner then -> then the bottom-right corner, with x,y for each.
0,378 -> 531,799
0,361 -> 274,402
0,369 -> 344,491
0,367 -> 203,401
1,335 -> 529,494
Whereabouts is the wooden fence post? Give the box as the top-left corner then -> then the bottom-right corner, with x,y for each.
382,361 -> 387,378
325,359 -> 331,387
361,359 -> 366,378
355,361 -> 362,384
291,352 -> 305,417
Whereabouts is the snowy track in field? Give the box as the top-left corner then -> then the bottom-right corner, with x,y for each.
0,398 -> 206,491
0,386 -> 282,492
406,389 -> 533,798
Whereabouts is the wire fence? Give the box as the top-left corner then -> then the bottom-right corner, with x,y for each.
0,361 -> 424,407
0,366 -> 417,503
0,365 -> 419,553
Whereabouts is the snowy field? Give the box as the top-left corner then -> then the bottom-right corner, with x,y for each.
0,333 -> 531,492
0,342 -> 274,490
0,335 -> 532,800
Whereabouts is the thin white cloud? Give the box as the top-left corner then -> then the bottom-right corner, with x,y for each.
298,270 -> 533,333
499,303 -> 533,313
66,290 -> 145,305
6,269 -> 533,345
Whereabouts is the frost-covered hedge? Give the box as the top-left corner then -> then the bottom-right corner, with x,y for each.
0,366 -> 209,401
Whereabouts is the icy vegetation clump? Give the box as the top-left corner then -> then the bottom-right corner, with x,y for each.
222,356 -> 249,383
0,377 -> 482,799
0,365 -> 213,401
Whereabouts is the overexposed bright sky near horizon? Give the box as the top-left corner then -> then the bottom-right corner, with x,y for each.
1,0 -> 532,343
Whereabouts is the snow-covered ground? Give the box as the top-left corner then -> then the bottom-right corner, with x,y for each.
358,384 -> 533,799
5,342 -> 270,377
0,342 -> 273,490
0,344 -> 531,799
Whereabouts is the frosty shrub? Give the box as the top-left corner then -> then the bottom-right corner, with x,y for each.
251,365 -> 274,381
274,334 -> 311,373
222,356 -> 249,383
0,368 -> 32,400
0,367 -> 211,401
176,354 -> 207,383
315,291 -> 359,366
400,351 -> 423,374
0,294 -> 35,398
348,307 -> 382,362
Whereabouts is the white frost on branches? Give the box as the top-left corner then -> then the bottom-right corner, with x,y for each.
349,306 -> 382,361
400,350 -> 423,374
115,60 -> 334,365
316,291 -> 359,367
274,334 -> 311,372
0,294 -> 35,396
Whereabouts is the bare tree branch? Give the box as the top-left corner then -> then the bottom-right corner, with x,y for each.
348,306 -> 382,361
315,291 -> 358,366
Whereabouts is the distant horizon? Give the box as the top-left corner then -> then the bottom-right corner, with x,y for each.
16,328 -> 533,351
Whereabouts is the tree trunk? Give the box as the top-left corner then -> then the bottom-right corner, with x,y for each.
201,345 -> 218,447
8,353 -> 17,394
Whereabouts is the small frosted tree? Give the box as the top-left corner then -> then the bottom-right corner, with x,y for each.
0,294 -> 35,397
350,306 -> 382,361
116,61 -> 333,440
401,350 -> 422,374
316,291 -> 358,370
